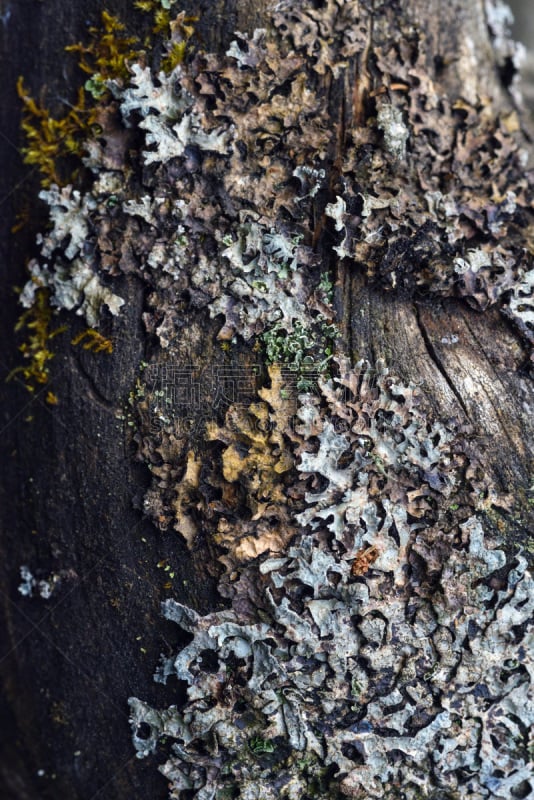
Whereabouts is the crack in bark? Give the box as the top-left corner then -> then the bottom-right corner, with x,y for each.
414,303 -> 470,420
457,311 -> 521,447
459,308 -> 513,394
454,309 -> 530,460
70,357 -> 118,411
352,5 -> 373,127
346,264 -> 354,360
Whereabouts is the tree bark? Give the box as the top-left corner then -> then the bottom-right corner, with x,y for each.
0,2 -> 532,800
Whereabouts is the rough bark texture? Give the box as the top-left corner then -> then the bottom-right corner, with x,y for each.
0,2 -> 532,800
0,4 -> 267,800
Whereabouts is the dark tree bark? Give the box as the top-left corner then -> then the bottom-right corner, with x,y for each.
0,2 -> 532,800
0,5 -> 266,799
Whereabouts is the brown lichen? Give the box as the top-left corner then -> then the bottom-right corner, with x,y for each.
171,449 -> 202,547
139,365 -> 300,568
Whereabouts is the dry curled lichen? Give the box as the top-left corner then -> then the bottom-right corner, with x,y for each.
138,364 -> 301,572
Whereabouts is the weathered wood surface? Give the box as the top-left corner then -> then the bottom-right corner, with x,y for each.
0,1 -> 532,799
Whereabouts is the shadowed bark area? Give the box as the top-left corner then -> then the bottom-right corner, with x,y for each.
0,1 -> 532,799
0,3 -> 268,799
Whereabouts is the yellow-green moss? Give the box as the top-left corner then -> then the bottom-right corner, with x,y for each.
71,328 -> 113,354
7,288 -> 66,396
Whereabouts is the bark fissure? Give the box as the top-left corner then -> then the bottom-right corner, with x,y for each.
71,360 -> 119,411
414,301 -> 471,419
456,313 -> 529,456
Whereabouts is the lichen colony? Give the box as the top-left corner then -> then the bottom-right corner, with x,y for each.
15,0 -> 534,797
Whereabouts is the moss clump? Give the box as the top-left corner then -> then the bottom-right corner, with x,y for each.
135,0 -> 198,71
18,12 -> 140,188
7,288 -> 66,396
66,10 -> 140,99
71,328 -> 113,354
17,77 -> 95,188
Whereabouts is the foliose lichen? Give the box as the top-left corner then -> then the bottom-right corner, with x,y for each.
16,0 -> 533,367
130,361 -> 533,799
19,184 -> 125,327
12,1 -> 534,797
18,564 -> 62,600
484,0 -> 526,105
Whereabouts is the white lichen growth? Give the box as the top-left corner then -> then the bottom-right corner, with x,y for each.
209,222 -> 319,341
453,248 -> 492,274
18,565 -> 60,599
377,104 -> 409,161
36,185 -> 96,260
19,0 -> 531,353
485,0 -> 526,106
20,258 -> 124,327
19,184 -> 124,327
505,267 -> 534,344
119,64 -> 230,164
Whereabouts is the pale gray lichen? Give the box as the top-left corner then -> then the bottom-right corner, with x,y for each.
377,104 -> 409,162
36,185 -> 96,261
485,0 -> 526,105
118,63 -> 191,123
504,268 -> 534,347
20,257 -> 124,327
49,47 -> 331,348
18,565 -> 60,599
209,223 -> 322,342
119,63 -> 231,165
19,184 -> 124,327
17,565 -> 35,597
129,361 -> 533,799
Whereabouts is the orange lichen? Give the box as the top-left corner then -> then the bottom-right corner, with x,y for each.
351,545 -> 379,576
205,366 -> 295,520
